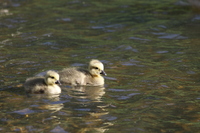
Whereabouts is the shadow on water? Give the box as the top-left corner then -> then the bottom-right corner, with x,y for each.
1,0 -> 200,132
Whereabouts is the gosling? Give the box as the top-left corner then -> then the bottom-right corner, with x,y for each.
24,70 -> 61,94
58,59 -> 107,86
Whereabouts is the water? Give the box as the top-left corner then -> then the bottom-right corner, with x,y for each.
1,0 -> 200,132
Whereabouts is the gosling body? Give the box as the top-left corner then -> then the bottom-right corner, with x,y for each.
24,70 -> 61,94
59,59 -> 106,86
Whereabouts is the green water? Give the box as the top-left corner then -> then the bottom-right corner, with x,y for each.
1,0 -> 200,132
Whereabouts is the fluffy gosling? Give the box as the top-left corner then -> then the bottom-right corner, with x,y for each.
24,70 -> 61,94
58,59 -> 107,86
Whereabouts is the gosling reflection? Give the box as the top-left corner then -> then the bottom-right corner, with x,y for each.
62,85 -> 105,102
61,85 -> 113,133
26,93 -> 63,113
39,101 -> 63,113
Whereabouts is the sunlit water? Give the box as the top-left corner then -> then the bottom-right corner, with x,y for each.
1,0 -> 200,132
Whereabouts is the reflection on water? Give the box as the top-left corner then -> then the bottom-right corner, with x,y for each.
1,0 -> 200,132
61,86 -> 112,133
26,93 -> 63,113
65,86 -> 105,102
0,86 -> 112,132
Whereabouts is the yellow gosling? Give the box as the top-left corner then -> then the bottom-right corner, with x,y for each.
59,59 -> 106,86
24,70 -> 61,94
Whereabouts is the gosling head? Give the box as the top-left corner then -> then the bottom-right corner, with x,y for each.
89,59 -> 107,76
44,71 -> 61,85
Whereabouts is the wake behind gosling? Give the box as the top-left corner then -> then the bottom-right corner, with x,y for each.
58,59 -> 107,86
24,70 -> 61,94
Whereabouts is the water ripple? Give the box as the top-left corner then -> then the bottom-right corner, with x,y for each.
12,108 -> 36,115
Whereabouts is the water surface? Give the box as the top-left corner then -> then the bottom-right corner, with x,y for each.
1,0 -> 200,132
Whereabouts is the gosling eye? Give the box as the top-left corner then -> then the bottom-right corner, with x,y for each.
93,67 -> 99,70
49,76 -> 55,79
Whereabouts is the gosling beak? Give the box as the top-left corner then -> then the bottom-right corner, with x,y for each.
55,80 -> 61,85
100,70 -> 107,76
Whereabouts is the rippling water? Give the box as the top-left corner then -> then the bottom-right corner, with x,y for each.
1,0 -> 200,132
